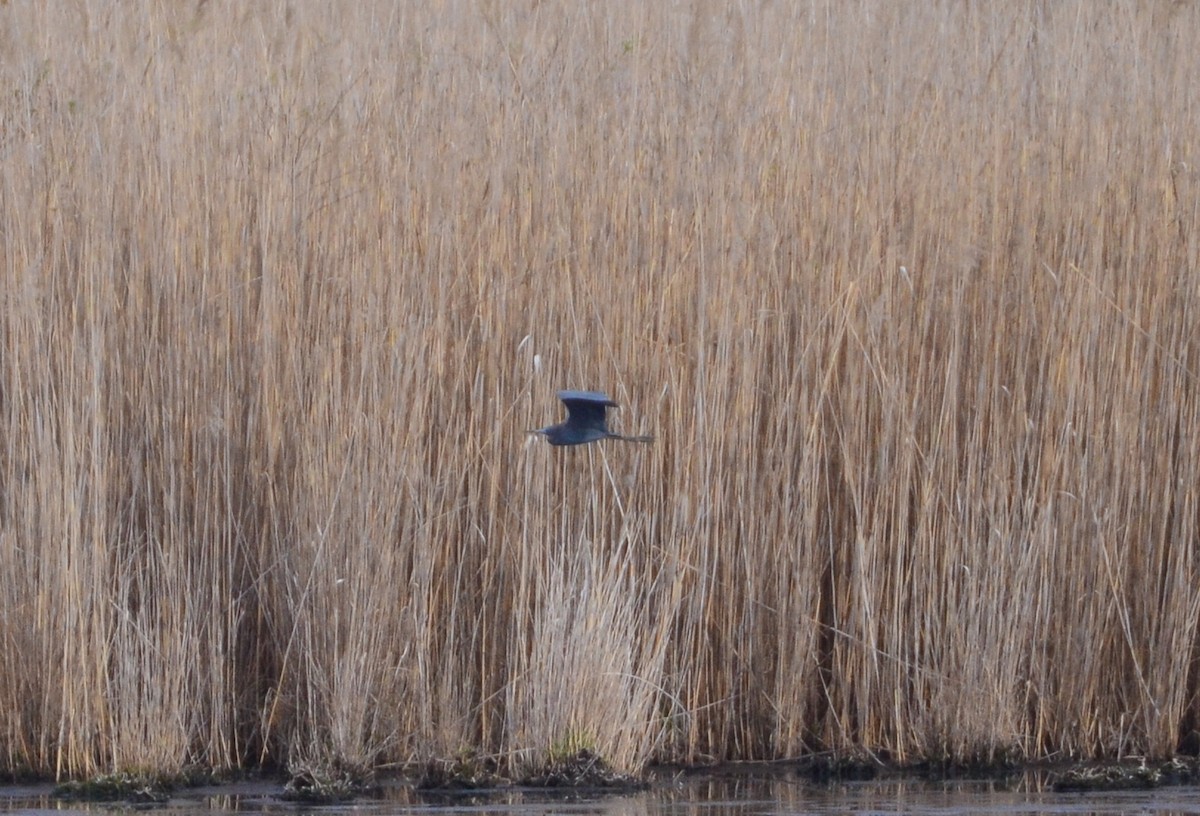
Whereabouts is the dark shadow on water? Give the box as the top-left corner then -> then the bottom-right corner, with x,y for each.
6,770 -> 1200,816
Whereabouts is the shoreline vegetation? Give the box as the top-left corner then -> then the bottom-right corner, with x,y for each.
35,755 -> 1200,805
3,0 -> 1200,788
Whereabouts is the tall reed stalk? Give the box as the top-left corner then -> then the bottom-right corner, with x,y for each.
1,0 -> 1199,779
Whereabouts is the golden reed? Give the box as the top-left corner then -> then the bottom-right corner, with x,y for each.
1,1 -> 1198,779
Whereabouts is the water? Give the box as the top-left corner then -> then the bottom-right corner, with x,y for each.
4,771 -> 1200,816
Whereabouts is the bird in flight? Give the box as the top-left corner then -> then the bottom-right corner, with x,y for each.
530,390 -> 653,446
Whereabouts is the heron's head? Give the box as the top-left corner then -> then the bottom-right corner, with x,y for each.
528,423 -> 576,445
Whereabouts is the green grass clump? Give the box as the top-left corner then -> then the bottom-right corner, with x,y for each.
53,770 -> 185,803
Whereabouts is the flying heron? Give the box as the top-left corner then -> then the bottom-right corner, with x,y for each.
530,390 -> 654,446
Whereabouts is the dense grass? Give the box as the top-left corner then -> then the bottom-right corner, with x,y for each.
2,0 -> 1200,780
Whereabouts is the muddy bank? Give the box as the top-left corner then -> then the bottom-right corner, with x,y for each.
7,755 -> 1200,811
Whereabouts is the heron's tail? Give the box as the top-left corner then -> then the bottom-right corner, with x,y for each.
614,433 -> 654,444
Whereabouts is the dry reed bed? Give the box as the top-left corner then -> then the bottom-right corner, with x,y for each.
1,0 -> 1199,780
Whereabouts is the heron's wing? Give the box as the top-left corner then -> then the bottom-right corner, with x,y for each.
557,389 -> 617,406
559,391 -> 617,432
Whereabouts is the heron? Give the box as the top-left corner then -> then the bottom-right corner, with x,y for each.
529,390 -> 654,446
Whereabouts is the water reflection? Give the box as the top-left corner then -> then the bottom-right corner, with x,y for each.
5,772 -> 1200,816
